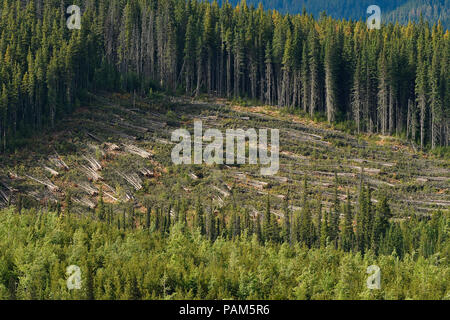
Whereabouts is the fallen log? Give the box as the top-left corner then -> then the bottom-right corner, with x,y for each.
104,192 -> 118,202
81,165 -> 102,181
50,153 -> 69,170
24,174 -> 59,192
0,190 -> 9,204
103,183 -> 116,193
140,168 -> 154,177
116,170 -> 143,190
44,166 -> 59,177
189,173 -> 199,180
111,118 -> 150,133
0,180 -> 16,192
246,179 -> 269,190
79,183 -> 98,196
123,144 -> 153,158
272,176 -> 288,183
83,155 -> 102,171
86,132 -> 102,142
105,143 -> 120,152
212,186 -> 230,198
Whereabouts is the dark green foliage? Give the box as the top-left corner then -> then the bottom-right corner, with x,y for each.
0,0 -> 448,153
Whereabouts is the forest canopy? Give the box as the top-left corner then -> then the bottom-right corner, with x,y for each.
0,0 -> 448,153
0,206 -> 448,300
215,0 -> 450,29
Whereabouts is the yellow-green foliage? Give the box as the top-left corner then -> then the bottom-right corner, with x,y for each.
0,208 -> 448,300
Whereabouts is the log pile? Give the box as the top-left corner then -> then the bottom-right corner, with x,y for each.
81,165 -> 102,181
140,168 -> 154,177
0,189 -> 9,204
116,170 -> 143,190
79,183 -> 98,196
83,155 -> 102,171
212,186 -> 230,198
0,180 -> 16,192
234,172 -> 269,190
123,144 -> 153,158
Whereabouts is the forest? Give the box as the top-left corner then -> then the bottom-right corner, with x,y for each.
217,0 -> 450,29
0,0 -> 448,300
0,0 -> 448,153
0,189 -> 448,299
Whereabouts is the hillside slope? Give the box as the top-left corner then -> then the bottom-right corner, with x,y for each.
1,93 -> 448,217
219,0 -> 449,27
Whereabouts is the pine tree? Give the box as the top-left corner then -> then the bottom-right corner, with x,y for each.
195,197 -> 205,235
96,188 -> 105,221
308,28 -> 320,118
282,189 -> 291,244
320,209 -> 329,248
329,172 -> 341,247
341,190 -> 354,252
324,24 -> 338,123
146,205 -> 151,230
263,194 -> 275,242
371,194 -> 391,254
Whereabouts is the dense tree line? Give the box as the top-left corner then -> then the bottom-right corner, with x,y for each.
217,0 -> 449,29
386,0 -> 450,29
0,0 -> 448,153
39,174 -> 447,261
0,192 -> 448,299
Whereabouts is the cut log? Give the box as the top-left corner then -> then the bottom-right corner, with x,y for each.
140,168 -> 154,177
24,174 -> 59,192
83,155 -> 102,171
50,153 -> 69,170
115,170 -> 143,190
0,180 -> 17,192
44,166 -> 59,177
0,190 -> 9,204
79,183 -> 98,196
212,186 -> 230,198
123,144 -> 153,158
104,192 -> 118,202
105,143 -> 120,152
87,132 -> 102,142
246,179 -> 269,190
81,165 -> 102,181
111,118 -> 150,133
189,173 -> 199,180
